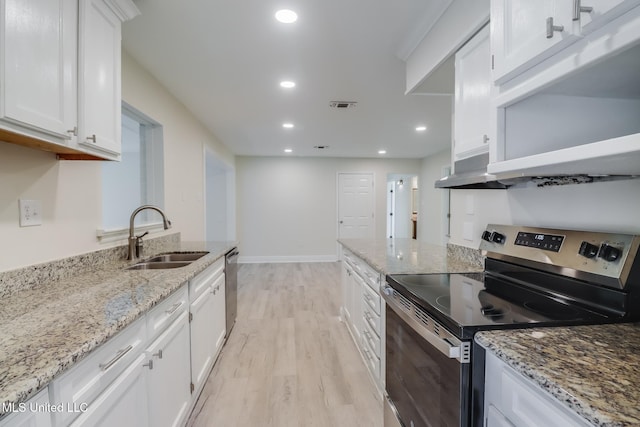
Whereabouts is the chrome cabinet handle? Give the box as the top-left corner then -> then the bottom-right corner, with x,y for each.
86,134 -> 96,143
153,350 -> 163,359
65,126 -> 77,139
99,345 -> 133,371
143,360 -> 153,370
165,301 -> 183,315
546,17 -> 564,38
573,0 -> 593,20
483,134 -> 489,144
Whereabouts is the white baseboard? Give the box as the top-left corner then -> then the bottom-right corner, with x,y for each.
238,254 -> 339,264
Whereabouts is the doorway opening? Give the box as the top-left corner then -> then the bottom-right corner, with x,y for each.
205,148 -> 236,241
386,174 -> 418,239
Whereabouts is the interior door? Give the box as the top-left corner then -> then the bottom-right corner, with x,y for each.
338,173 -> 374,239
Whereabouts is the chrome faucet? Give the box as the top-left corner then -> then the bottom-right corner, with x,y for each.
127,205 -> 172,260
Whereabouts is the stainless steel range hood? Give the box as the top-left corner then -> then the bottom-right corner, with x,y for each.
435,153 -> 508,189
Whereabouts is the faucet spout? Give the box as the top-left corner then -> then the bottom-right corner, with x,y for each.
127,205 -> 172,260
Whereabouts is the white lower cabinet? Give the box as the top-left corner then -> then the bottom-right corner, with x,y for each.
0,388 -> 52,427
41,255 -> 231,427
68,353 -> 149,427
50,317 -> 147,426
484,352 -> 592,427
145,311 -> 191,427
188,257 -> 226,397
341,247 -> 384,393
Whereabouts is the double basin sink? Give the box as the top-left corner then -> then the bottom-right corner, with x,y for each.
126,251 -> 209,270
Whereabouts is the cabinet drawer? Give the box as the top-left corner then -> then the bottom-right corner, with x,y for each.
499,363 -> 589,427
361,334 -> 381,381
147,286 -> 188,342
50,317 -> 146,427
362,306 -> 381,337
343,249 -> 356,269
360,263 -> 380,292
362,282 -> 381,316
189,258 -> 224,302
362,318 -> 381,358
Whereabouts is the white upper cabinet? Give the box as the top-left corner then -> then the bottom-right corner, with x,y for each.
1,0 -> 77,141
574,0 -> 640,34
454,25 -> 492,160
488,1 -> 640,177
0,0 -> 138,160
76,0 -> 123,160
491,0 -> 579,85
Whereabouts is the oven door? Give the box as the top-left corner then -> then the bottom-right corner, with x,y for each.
383,286 -> 471,427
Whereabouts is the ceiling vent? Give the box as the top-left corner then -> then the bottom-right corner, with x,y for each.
329,101 -> 357,109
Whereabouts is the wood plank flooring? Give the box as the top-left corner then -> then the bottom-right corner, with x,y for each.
186,262 -> 383,427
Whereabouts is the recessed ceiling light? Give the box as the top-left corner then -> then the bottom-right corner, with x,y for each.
282,123 -> 294,128
284,148 -> 293,153
275,9 -> 297,23
416,126 -> 427,131
378,150 -> 387,155
280,81 -> 296,89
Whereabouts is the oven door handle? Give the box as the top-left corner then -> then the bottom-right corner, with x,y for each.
382,285 -> 468,363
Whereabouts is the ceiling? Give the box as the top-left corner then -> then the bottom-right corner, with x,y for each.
122,0 -> 453,159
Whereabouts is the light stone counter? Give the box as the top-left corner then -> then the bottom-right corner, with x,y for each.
476,324 -> 640,427
338,238 -> 484,275
0,235 -> 237,416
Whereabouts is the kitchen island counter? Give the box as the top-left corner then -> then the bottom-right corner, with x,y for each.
476,323 -> 640,427
338,238 -> 484,275
0,236 -> 237,415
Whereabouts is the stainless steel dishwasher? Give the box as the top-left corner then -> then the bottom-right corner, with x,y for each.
224,248 -> 239,336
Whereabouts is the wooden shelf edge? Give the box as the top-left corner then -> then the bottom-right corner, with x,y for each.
0,128 -> 105,161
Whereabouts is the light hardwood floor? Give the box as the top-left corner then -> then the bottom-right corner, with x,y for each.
186,262 -> 383,427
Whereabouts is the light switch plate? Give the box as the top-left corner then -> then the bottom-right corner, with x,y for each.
465,195 -> 475,215
19,199 -> 42,227
463,221 -> 474,241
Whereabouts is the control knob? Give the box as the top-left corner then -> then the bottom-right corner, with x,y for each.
489,231 -> 506,244
598,244 -> 622,262
481,231 -> 492,242
578,241 -> 599,259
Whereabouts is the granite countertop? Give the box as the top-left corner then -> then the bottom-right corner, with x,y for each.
338,238 -> 484,275
0,239 -> 237,415
476,324 -> 640,427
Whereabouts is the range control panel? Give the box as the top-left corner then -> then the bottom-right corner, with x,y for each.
479,224 -> 640,289
514,232 -> 564,252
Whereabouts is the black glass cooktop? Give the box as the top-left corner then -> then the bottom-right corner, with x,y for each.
386,272 -> 618,339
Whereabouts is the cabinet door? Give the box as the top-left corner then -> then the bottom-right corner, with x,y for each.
0,389 -> 52,427
575,0 -> 640,33
211,273 -> 227,355
341,262 -> 352,322
190,284 -> 216,394
145,311 -> 191,427
491,0 -> 579,84
486,404 -> 515,427
77,0 -> 121,159
454,25 -> 491,160
1,0 -> 76,139
69,354 -> 148,427
350,273 -> 363,342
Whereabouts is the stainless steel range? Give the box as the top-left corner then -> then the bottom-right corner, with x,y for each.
382,224 -> 640,427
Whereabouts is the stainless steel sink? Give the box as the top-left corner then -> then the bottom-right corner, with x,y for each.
124,251 -> 209,270
126,261 -> 193,270
145,252 -> 209,262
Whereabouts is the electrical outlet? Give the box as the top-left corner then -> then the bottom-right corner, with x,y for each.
19,199 -> 42,227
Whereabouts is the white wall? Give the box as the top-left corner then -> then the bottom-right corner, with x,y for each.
418,149 -> 451,244
447,178 -> 640,249
236,156 -> 421,262
121,51 -> 235,243
0,52 -> 233,272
